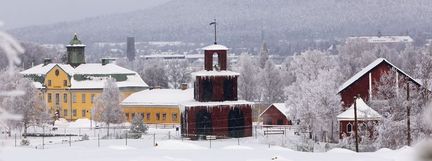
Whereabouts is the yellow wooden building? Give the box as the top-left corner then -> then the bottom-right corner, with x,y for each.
120,88 -> 193,124
20,34 -> 148,121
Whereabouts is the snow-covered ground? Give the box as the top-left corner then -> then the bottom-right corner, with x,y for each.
0,119 -> 417,161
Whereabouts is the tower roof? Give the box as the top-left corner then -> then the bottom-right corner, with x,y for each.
202,44 -> 228,51
67,34 -> 85,47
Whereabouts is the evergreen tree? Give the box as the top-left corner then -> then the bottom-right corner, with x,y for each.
258,42 -> 269,69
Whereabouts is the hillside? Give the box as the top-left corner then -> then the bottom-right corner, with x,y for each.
9,0 -> 432,49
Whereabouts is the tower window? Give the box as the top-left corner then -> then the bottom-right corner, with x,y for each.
347,123 -> 353,133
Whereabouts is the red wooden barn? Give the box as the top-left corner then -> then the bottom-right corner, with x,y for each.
181,44 -> 253,139
338,58 -> 421,108
259,103 -> 292,126
337,97 -> 381,139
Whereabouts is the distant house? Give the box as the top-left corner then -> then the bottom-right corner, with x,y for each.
120,87 -> 193,124
259,103 -> 292,126
337,97 -> 381,139
338,58 -> 421,108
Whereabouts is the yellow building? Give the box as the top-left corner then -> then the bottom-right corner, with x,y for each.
20,34 -> 148,121
120,88 -> 193,124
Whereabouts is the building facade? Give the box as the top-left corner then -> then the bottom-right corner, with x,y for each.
21,34 -> 148,121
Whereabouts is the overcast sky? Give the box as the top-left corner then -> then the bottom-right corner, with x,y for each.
0,0 -> 171,29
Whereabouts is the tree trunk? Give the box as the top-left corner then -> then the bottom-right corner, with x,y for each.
107,123 -> 110,139
23,122 -> 28,138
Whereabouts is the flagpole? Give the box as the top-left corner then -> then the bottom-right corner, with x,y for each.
214,19 -> 217,44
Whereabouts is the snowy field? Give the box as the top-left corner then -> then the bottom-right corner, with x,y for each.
0,119 -> 417,161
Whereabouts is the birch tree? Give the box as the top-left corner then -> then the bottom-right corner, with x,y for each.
94,78 -> 125,137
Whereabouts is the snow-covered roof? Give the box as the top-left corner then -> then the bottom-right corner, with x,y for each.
192,70 -> 239,77
347,36 -> 413,43
73,64 -> 136,75
32,82 -> 44,89
338,58 -> 420,93
121,89 -> 194,106
20,63 -> 148,90
259,103 -> 290,118
202,44 -> 228,50
337,98 -> 381,121
181,100 -> 253,108
20,64 -> 75,76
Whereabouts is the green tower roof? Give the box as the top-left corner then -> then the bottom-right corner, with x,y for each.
69,33 -> 83,45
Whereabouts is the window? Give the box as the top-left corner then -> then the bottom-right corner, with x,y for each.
82,110 -> 86,117
55,93 -> 60,105
141,113 -> 144,119
48,93 -> 52,103
156,113 -> 160,120
72,94 -> 77,103
72,109 -> 77,117
347,123 -> 353,133
146,113 -> 151,121
172,113 -> 178,121
125,113 -> 130,120
81,94 -> 86,103
63,94 -> 67,103
91,94 -> 95,103
131,113 -> 135,119
64,109 -> 68,116
48,80 -> 52,86
162,113 -> 167,121
63,80 -> 67,86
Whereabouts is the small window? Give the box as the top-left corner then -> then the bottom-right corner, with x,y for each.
131,113 -> 135,119
72,94 -> 77,103
347,123 -> 353,133
63,93 -> 67,103
63,80 -> 67,86
81,94 -> 86,103
64,109 -> 68,116
48,80 -> 52,86
73,109 -> 77,117
172,113 -> 178,121
82,110 -> 86,117
156,113 -> 160,120
125,113 -> 130,120
91,94 -> 95,103
162,113 -> 167,121
146,113 -> 151,121
141,113 -> 144,119
48,93 -> 52,103
55,69 -> 59,76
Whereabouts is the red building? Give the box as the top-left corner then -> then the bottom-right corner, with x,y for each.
338,58 -> 421,108
181,44 -> 253,139
337,97 -> 381,139
259,103 -> 292,126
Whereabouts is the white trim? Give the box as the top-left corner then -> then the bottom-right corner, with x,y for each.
369,72 -> 372,99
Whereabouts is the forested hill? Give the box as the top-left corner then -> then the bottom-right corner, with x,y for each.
9,0 -> 432,48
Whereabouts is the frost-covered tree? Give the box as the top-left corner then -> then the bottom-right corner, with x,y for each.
286,50 -> 342,142
1,74 -> 49,137
372,70 -> 427,149
237,54 -> 260,101
140,59 -> 168,88
94,78 -> 125,137
166,60 -> 191,89
259,59 -> 284,105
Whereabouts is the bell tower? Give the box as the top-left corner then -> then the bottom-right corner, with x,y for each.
66,34 -> 86,67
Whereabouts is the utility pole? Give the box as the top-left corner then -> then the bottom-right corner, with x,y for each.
406,82 -> 411,146
353,96 -> 359,152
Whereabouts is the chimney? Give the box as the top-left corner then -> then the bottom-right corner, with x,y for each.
180,83 -> 188,90
43,58 -> 52,66
101,58 -> 115,65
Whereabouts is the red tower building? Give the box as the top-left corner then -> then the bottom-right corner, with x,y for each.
181,44 -> 253,139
